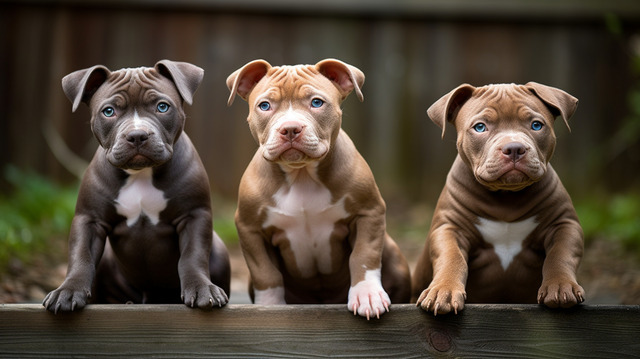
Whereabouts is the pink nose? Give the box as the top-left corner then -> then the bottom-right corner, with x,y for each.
279,121 -> 305,140
502,142 -> 527,162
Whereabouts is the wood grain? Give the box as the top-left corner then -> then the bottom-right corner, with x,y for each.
0,304 -> 638,358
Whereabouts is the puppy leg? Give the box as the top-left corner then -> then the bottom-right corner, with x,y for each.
415,226 -> 468,315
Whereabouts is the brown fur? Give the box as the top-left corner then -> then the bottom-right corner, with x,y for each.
228,60 -> 411,311
413,83 -> 584,315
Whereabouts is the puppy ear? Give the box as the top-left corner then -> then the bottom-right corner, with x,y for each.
427,84 -> 475,138
62,65 -> 111,113
226,60 -> 271,106
155,60 -> 204,105
315,59 -> 365,102
525,82 -> 578,131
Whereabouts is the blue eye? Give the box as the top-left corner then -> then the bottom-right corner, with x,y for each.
473,123 -> 487,133
311,98 -> 324,108
531,120 -> 543,131
157,102 -> 170,113
102,107 -> 115,117
258,101 -> 271,111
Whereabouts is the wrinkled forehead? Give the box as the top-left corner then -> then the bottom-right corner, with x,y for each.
251,65 -> 334,102
92,67 -> 178,104
461,84 -> 551,120
107,67 -> 165,89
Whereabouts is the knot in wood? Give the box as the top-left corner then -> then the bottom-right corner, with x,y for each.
428,330 -> 452,352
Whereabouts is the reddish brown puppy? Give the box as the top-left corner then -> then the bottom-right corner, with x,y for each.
413,83 -> 585,315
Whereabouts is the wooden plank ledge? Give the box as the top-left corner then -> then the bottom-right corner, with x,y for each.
1,304 -> 638,358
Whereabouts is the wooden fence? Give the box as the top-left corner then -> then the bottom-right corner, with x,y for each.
1,303 -> 639,358
1,0 -> 640,201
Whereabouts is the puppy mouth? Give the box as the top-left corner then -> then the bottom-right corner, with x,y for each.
263,140 -> 328,165
123,154 -> 155,170
476,163 -> 542,191
280,148 -> 306,163
108,148 -> 171,170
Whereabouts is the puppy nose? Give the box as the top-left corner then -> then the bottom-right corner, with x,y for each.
502,142 -> 527,162
279,121 -> 305,140
126,130 -> 149,146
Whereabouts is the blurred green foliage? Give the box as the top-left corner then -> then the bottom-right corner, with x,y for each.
214,221 -> 239,244
0,166 -> 77,273
576,193 -> 640,252
211,195 -> 239,244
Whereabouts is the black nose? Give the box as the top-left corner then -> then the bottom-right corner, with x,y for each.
502,142 -> 527,162
126,130 -> 149,146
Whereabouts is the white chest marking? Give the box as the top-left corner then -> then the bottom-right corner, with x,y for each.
264,178 -> 349,278
475,217 -> 537,270
115,168 -> 168,226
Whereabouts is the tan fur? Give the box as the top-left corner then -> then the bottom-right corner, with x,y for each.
228,59 -> 410,315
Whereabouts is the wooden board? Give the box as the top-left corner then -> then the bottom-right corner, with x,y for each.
0,304 -> 638,358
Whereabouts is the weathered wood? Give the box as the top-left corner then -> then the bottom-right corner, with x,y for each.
0,304 -> 638,358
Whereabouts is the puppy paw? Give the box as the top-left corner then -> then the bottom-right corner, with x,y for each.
181,280 -> 229,309
416,282 -> 466,316
43,285 -> 91,314
537,280 -> 585,308
347,276 -> 391,320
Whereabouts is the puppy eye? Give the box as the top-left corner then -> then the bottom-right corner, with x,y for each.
102,106 -> 115,118
473,123 -> 487,133
258,101 -> 271,111
531,120 -> 544,131
157,102 -> 170,113
311,98 -> 324,108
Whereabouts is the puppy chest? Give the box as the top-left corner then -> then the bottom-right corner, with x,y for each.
114,168 -> 167,226
264,182 -> 350,277
475,217 -> 537,270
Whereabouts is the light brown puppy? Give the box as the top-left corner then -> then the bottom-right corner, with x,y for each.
227,59 -> 411,319
413,82 -> 585,315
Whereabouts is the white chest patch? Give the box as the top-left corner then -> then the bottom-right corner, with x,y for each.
115,168 -> 168,226
263,177 -> 349,278
475,217 -> 537,270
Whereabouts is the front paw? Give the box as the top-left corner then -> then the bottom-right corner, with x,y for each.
181,280 -> 229,308
416,282 -> 466,316
347,279 -> 391,320
538,279 -> 585,308
43,285 -> 91,314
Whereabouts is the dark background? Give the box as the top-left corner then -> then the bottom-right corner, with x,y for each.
1,0 -> 639,205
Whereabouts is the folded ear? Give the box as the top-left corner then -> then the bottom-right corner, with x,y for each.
155,60 -> 204,105
315,58 -> 365,102
62,65 -> 111,112
525,82 -> 578,131
226,60 -> 271,106
427,84 -> 476,138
